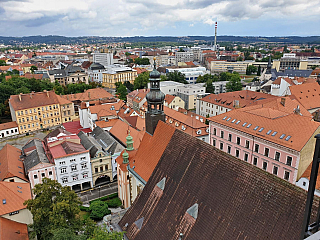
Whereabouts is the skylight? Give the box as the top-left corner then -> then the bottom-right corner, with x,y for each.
227,117 -> 231,121
258,127 -> 264,132
236,120 -> 240,125
253,126 -> 259,131
231,119 -> 236,123
280,134 -> 286,139
272,131 -> 278,136
266,130 -> 272,135
223,116 -> 227,120
242,122 -> 247,127
246,124 -> 252,128
285,135 -> 292,141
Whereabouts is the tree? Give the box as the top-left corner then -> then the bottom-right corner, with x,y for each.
246,65 -> 257,75
134,58 -> 150,65
166,71 -> 187,84
0,60 -> 6,66
205,79 -> 215,94
123,81 -> 134,91
205,114 -> 210,125
30,65 -> 38,74
115,82 -> 128,101
88,227 -> 124,240
125,52 -> 131,56
196,74 -> 218,83
236,56 -> 243,61
12,69 -> 20,75
134,71 -> 149,89
89,200 -> 111,220
24,178 -> 83,240
51,228 -> 85,240
160,75 -> 167,81
226,73 -> 242,92
257,65 -> 261,76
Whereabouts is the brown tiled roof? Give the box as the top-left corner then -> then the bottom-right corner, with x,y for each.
56,94 -> 72,105
0,218 -> 29,240
164,94 -> 175,105
132,90 -> 149,104
22,73 -> 43,79
9,91 -> 59,111
0,121 -> 18,131
0,144 -> 27,182
209,106 -> 320,151
0,182 -> 31,216
61,88 -> 114,102
289,82 -> 320,110
119,124 -> 319,240
95,119 -> 118,129
200,90 -> 277,110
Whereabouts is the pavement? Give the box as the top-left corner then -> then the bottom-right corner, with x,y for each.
78,181 -> 118,204
0,131 -> 48,150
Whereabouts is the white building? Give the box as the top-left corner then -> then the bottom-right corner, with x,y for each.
176,83 -> 206,109
175,52 -> 194,65
93,52 -> 113,67
87,62 -> 105,83
0,121 -> 19,139
166,66 -> 208,84
148,81 -> 184,95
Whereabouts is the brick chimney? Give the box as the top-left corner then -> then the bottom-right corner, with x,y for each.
280,97 -> 286,106
18,93 -> 22,101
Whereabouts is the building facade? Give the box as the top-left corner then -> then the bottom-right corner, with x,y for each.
102,65 -> 138,89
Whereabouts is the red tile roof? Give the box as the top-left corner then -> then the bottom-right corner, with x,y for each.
0,218 -> 29,240
48,140 -> 88,159
62,120 -> 92,134
60,88 -> 114,102
289,82 -> 320,110
0,121 -> 18,131
0,182 -> 31,216
22,73 -> 43,80
164,94 -> 175,105
95,119 -> 118,129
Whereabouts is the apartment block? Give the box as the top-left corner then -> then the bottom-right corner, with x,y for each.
102,65 -> 137,89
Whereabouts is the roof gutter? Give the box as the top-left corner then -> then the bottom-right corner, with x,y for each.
127,165 -> 147,186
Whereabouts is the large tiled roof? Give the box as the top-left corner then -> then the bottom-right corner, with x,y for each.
49,141 -> 87,159
0,218 -> 29,240
0,144 -> 27,182
60,88 -> 113,102
200,90 -> 277,110
209,106 -> 320,151
0,182 -> 31,216
289,82 -> 320,110
9,90 -> 59,111
119,124 -> 318,240
0,121 -> 18,131
164,94 -> 175,105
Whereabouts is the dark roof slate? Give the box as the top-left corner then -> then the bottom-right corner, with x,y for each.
23,139 -> 49,173
119,125 -> 318,240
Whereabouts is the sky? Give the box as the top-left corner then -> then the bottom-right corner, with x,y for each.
1,0 -> 320,37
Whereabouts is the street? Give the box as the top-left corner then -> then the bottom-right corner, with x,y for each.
78,181 -> 118,204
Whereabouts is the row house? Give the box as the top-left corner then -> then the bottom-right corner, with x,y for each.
196,90 -> 277,117
0,121 -> 19,139
164,94 -> 185,110
48,63 -> 89,85
102,65 -> 137,89
208,105 -> 320,184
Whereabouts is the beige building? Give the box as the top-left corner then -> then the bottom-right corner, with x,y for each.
164,94 -> 185,110
102,66 -> 137,89
57,95 -> 77,123
210,60 -> 253,74
9,90 -> 62,133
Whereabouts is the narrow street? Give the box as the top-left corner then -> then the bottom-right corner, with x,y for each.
78,181 -> 118,204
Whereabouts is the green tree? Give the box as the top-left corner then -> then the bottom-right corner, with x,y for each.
205,114 -> 210,125
178,48 -> 185,52
134,58 -> 150,65
205,79 -> 215,94
134,71 -> 149,89
196,74 -> 218,83
24,178 -> 83,240
219,72 -> 233,81
246,65 -> 257,75
12,69 -> 20,75
257,65 -> 261,76
51,228 -> 85,240
237,56 -> 243,61
125,52 -> 131,56
160,75 -> 167,81
0,60 -> 6,66
123,81 -> 134,91
89,200 -> 111,220
115,82 -> 128,101
226,73 -> 242,92
166,71 -> 187,84
88,227 -> 124,240
30,65 -> 38,74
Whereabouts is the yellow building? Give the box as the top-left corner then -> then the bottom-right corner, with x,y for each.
9,90 -> 63,133
210,60 -> 252,74
57,95 -> 77,123
164,94 -> 185,110
102,66 -> 137,89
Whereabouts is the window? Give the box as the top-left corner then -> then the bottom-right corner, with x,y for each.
80,157 -> 86,161
286,156 -> 292,166
60,161 -> 66,165
81,162 -> 87,169
34,174 -> 38,179
61,168 -> 66,174
264,148 -> 269,157
253,126 -> 259,131
100,166 -> 103,172
237,137 -> 241,145
284,171 -> 290,181
246,124 -> 252,128
220,131 -> 224,138
70,159 -> 76,163
213,128 -> 216,135
244,153 -> 248,162
271,131 -> 278,136
105,165 -> 108,171
212,139 -> 216,147
220,142 -> 224,150
253,157 -> 258,166
95,168 -> 98,173
236,149 -> 240,158
71,165 -> 77,171
285,136 -> 292,141
266,130 -> 272,135
41,173 -> 45,177
275,152 -> 280,161
228,134 -> 232,142
263,161 -> 268,170
258,127 -> 264,132
245,140 -> 250,149
73,175 -> 78,181
254,144 -> 259,153
227,146 -> 231,154
62,177 -> 68,183
82,173 -> 88,178
49,171 -> 52,176
273,166 -> 278,175
280,134 -> 286,139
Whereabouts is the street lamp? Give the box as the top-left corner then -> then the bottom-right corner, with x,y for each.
98,186 -> 101,198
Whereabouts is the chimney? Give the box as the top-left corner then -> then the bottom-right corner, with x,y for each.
19,93 -> 22,101
30,93 -> 32,99
234,100 -> 240,108
280,97 -> 286,106
294,105 -> 301,115
88,91 -> 91,99
46,91 -> 49,98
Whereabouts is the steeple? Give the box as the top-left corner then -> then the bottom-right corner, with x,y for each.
145,58 -> 165,135
122,149 -> 129,164
266,55 -> 272,74
126,131 -> 134,151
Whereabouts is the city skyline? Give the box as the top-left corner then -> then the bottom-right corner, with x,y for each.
1,0 -> 320,37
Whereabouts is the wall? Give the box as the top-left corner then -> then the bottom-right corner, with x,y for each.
0,127 -> 19,138
1,209 -> 33,225
28,165 -> 56,189
91,152 -> 113,186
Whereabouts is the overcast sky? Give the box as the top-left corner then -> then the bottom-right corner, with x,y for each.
1,0 -> 320,37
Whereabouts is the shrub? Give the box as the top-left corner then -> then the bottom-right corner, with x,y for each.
89,200 -> 111,220
80,206 -> 90,212
106,198 -> 122,208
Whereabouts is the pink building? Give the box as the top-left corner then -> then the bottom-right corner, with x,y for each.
209,103 -> 320,184
27,163 -> 56,190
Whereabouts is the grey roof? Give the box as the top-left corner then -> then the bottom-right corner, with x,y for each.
270,69 -> 312,80
48,69 -> 66,78
78,131 -> 99,158
65,64 -> 84,75
89,62 -> 105,70
108,141 -> 125,155
23,139 -> 49,173
186,203 -> 198,220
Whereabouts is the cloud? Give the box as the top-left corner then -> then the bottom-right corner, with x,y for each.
0,0 -> 320,36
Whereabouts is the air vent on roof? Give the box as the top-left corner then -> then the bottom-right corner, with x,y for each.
258,127 -> 264,132
223,116 -> 227,120
242,122 -> 247,127
236,120 -> 240,125
2,199 -> 6,204
285,135 -> 292,141
17,190 -> 22,193
253,126 -> 259,131
17,186 -> 22,189
266,130 -> 272,135
231,119 -> 236,123
280,134 -> 286,139
18,166 -> 22,169
272,131 -> 278,136
246,124 -> 252,128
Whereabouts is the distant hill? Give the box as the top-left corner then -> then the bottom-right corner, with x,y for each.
1,35 -> 320,45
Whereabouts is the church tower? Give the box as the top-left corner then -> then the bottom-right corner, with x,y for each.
145,58 -> 165,135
